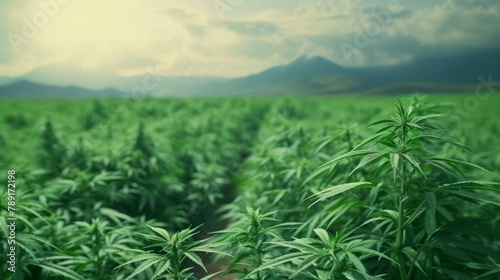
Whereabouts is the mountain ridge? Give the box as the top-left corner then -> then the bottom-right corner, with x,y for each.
1,50 -> 499,98
0,79 -> 122,99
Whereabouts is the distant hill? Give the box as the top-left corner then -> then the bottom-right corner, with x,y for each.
168,54 -> 489,97
204,50 -> 498,96
1,49 -> 499,98
349,49 -> 500,92
0,77 -> 16,87
0,80 -> 122,99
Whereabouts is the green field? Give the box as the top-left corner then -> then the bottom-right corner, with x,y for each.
1,94 -> 499,279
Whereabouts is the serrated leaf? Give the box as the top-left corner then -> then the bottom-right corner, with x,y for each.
352,132 -> 390,150
347,252 -> 367,275
313,228 -> 330,245
148,225 -> 170,241
36,263 -> 86,280
350,152 -> 387,176
124,255 -> 164,280
364,119 -> 397,128
290,255 -> 319,277
424,208 -> 436,236
151,260 -> 171,279
247,252 -> 306,276
200,271 -> 224,280
413,114 -> 445,123
403,247 -> 426,276
429,158 -> 498,177
308,182 -> 373,208
317,150 -> 377,171
184,252 -> 206,272
425,192 -> 436,214
401,154 -> 426,178
390,153 -> 400,182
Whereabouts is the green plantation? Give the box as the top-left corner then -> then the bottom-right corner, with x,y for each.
1,95 -> 499,279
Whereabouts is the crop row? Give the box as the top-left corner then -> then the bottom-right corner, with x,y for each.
0,95 -> 499,279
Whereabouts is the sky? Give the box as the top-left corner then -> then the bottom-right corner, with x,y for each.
1,0 -> 499,80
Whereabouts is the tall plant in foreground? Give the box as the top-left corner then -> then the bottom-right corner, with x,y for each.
117,226 -> 225,280
251,228 -> 390,279
215,207 -> 299,279
306,100 -> 499,279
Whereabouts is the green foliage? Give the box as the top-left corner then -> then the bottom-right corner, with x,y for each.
255,228 -> 389,279
0,95 -> 498,279
215,207 -> 299,279
118,225 -> 226,280
80,100 -> 109,130
38,119 -> 67,174
4,113 -> 29,128
303,99 -> 500,279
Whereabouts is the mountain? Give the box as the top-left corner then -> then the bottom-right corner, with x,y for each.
210,56 -> 350,96
1,49 -> 499,98
141,56 -> 356,97
140,76 -> 226,97
237,55 -> 347,86
20,66 -> 130,91
0,80 -> 122,99
352,48 -> 500,88
0,77 -> 16,87
16,65 -> 226,96
158,51 -> 499,97
209,50 -> 500,97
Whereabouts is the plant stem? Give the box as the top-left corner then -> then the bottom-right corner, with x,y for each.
256,251 -> 262,280
395,110 -> 410,280
93,226 -> 103,279
172,241 -> 181,280
396,197 -> 407,280
396,155 -> 408,280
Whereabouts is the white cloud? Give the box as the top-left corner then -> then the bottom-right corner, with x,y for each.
0,0 -> 499,80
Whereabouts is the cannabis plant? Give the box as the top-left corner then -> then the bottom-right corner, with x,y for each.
215,207 -> 299,279
306,100 -> 499,279
118,225 -> 225,280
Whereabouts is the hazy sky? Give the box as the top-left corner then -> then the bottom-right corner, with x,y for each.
1,0 -> 499,78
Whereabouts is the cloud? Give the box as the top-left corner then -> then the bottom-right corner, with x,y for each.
215,20 -> 278,36
164,8 -> 193,20
293,0 -> 355,19
165,8 -> 207,38
392,0 -> 500,50
280,0 -> 500,67
0,0 -> 499,80
185,24 -> 207,37
223,38 -> 301,60
164,8 -> 207,37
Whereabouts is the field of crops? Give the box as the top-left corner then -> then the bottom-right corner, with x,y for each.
1,94 -> 499,279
